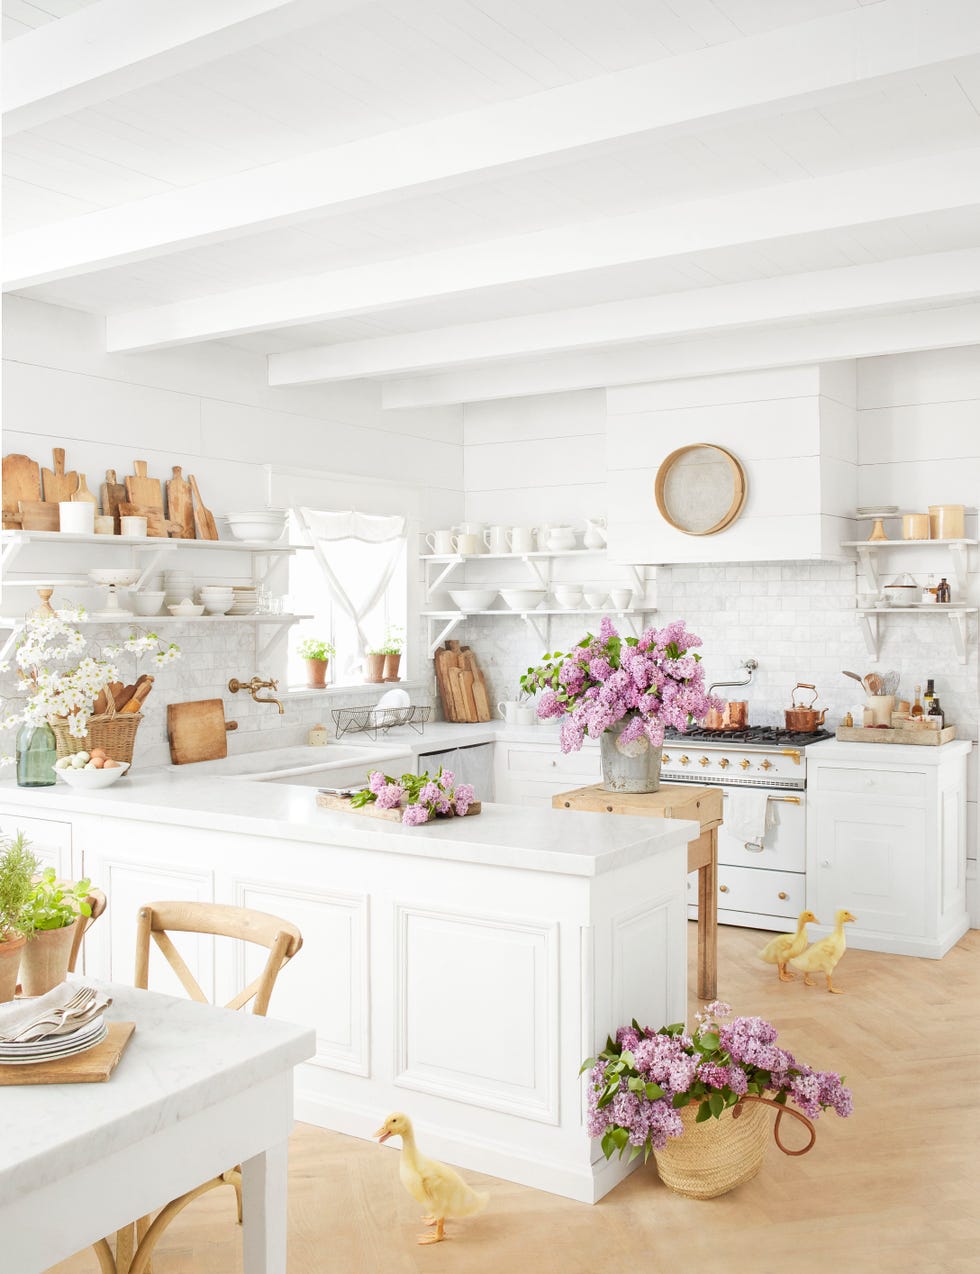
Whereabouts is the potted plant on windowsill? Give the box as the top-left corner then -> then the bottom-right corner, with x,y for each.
0,832 -> 37,1003
297,637 -> 335,690
18,868 -> 93,997
380,626 -> 404,683
363,644 -> 386,684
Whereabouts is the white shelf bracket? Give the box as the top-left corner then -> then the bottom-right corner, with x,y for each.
854,545 -> 879,593
427,614 -> 465,657
950,543 -> 970,592
0,622 -> 23,667
857,613 -> 880,662
628,565 -> 645,594
522,555 -> 549,589
948,611 -> 969,663
256,617 -> 292,663
426,557 -> 462,603
1,538 -> 25,577
521,613 -> 548,647
132,543 -> 176,591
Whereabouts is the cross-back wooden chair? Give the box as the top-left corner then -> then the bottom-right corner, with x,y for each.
92,901 -> 303,1274
67,887 -> 106,974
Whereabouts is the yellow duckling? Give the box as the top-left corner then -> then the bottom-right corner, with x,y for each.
758,910 -> 820,982
374,1112 -> 489,1244
789,908 -> 857,994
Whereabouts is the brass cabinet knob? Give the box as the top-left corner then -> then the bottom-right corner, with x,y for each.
778,891 -> 789,900
679,755 -> 690,765
740,759 -> 751,770
718,758 -> 730,769
698,756 -> 710,766
760,759 -> 774,771
719,884 -> 729,893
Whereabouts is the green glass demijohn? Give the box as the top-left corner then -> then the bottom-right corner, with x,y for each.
16,721 -> 57,788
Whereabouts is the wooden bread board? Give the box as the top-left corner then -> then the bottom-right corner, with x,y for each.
118,502 -> 182,538
2,453 -> 41,527
101,469 -> 127,529
316,792 -> 481,822
167,699 -> 231,764
433,642 -> 492,722
835,725 -> 957,746
166,465 -> 195,538
125,460 -> 163,513
0,1022 -> 135,1086
41,447 -> 78,504
17,499 -> 59,531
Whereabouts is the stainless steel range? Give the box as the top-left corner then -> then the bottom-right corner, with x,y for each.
661,726 -> 833,932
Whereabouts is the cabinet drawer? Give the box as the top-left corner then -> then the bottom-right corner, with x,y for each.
500,744 -> 600,781
815,766 -> 925,801
690,864 -> 805,918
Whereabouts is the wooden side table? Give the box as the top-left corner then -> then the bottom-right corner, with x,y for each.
553,784 -> 722,1000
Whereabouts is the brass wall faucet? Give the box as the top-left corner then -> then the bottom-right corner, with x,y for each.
228,676 -> 284,714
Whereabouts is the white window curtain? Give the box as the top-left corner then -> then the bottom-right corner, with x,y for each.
298,508 -> 407,659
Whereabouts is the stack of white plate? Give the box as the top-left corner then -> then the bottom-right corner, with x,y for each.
0,1015 -> 107,1065
230,586 -> 259,615
163,570 -> 195,608
199,586 -> 235,615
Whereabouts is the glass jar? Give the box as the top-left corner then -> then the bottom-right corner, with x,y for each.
16,722 -> 57,788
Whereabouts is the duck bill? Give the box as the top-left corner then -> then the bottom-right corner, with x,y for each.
373,1127 -> 392,1143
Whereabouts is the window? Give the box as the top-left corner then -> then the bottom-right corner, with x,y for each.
287,509 -> 407,689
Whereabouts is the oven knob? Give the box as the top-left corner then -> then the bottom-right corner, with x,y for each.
698,756 -> 710,767
718,758 -> 730,769
740,759 -> 751,770
760,759 -> 774,771
662,754 -> 671,764
679,755 -> 690,765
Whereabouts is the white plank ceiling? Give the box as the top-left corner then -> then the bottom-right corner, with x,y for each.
4,0 -> 980,404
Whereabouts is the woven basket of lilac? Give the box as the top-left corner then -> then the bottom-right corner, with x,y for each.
583,1001 -> 853,1199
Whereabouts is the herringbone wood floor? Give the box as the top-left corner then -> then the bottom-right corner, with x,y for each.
48,923 -> 980,1274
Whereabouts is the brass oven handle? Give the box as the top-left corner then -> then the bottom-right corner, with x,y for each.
768,795 -> 801,804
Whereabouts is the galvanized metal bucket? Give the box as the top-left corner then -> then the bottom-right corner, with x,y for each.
600,715 -> 662,793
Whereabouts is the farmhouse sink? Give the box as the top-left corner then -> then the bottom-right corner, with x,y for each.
170,743 -> 412,787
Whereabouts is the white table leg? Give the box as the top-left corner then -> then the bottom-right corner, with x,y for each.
241,1139 -> 289,1274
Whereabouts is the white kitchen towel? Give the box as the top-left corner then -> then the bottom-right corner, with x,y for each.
724,789 -> 773,845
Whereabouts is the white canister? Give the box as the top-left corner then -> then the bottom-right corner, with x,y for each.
425,529 -> 459,555
457,532 -> 483,556
120,515 -> 148,538
58,501 -> 95,535
510,526 -> 535,554
484,525 -> 511,554
546,526 -> 577,552
866,694 -> 895,725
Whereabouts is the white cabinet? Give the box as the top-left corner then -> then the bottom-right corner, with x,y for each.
806,740 -> 971,958
494,739 -> 601,807
0,810 -> 74,879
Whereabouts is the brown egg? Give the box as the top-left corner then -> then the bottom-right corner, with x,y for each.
103,759 -> 121,769
89,756 -> 105,768
90,748 -> 107,759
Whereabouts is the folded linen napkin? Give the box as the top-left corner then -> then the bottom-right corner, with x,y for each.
724,789 -> 773,847
0,982 -> 111,1043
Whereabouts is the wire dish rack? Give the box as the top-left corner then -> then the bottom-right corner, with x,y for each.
331,704 -> 431,740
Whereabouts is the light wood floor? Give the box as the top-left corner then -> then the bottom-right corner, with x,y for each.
49,924 -> 980,1274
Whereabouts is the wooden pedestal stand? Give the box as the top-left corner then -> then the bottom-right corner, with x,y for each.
553,783 -> 721,1000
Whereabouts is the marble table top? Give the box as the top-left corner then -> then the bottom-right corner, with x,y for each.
1,983 -> 315,1204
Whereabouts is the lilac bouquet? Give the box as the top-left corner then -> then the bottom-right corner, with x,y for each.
583,1001 -> 852,1164
520,617 -> 720,755
351,767 -> 475,827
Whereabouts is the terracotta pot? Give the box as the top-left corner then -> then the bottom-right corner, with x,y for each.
364,652 -> 386,684
0,933 -> 27,1003
19,921 -> 77,997
306,657 -> 328,689
383,652 -> 401,682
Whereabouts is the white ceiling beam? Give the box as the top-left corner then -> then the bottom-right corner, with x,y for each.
1,0 -> 358,136
378,303 -> 980,409
7,0 -> 980,289
269,249 -> 980,386
105,150 -> 980,353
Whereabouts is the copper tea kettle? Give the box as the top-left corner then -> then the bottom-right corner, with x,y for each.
784,683 -> 827,733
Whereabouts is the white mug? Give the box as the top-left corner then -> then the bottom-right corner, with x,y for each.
497,700 -> 522,723
457,532 -> 483,556
535,524 -> 552,552
59,501 -> 95,535
484,525 -> 511,554
610,588 -> 633,610
120,515 -> 148,538
510,526 -> 535,554
515,704 -> 538,726
457,521 -> 485,537
426,529 -> 459,555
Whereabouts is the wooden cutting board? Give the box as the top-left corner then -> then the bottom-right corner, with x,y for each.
316,792 -> 481,822
167,699 -> 231,764
433,647 -> 457,722
188,473 -> 218,541
41,447 -> 78,504
0,1022 -> 135,1086
118,502 -> 181,538
17,500 -> 59,531
835,725 -> 956,746
72,473 -> 99,507
100,469 -> 127,529
125,461 -> 163,514
461,646 -> 492,722
166,465 -> 195,539
2,453 -> 41,527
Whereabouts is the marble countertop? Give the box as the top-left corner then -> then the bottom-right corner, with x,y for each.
805,736 -> 973,764
1,982 -> 314,1203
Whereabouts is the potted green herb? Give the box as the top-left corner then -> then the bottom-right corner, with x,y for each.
0,832 -> 37,1002
19,868 -> 93,997
363,644 -> 386,684
380,626 -> 404,683
297,636 -> 335,689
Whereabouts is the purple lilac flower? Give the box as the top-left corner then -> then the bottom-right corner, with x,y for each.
537,689 -> 563,719
401,802 -> 430,826
368,771 -> 387,795
374,783 -> 404,810
418,781 -> 442,806
616,1026 -> 641,1052
439,770 -> 455,788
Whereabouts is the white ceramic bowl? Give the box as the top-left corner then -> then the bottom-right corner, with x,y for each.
168,603 -> 205,617
553,587 -> 584,609
584,592 -> 607,609
499,588 -> 547,611
448,589 -> 498,611
57,761 -> 130,789
131,591 -> 165,616
90,568 -> 142,587
225,510 -> 288,542
202,598 -> 233,615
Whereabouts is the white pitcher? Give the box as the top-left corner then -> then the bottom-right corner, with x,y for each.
583,517 -> 607,550
510,526 -> 535,554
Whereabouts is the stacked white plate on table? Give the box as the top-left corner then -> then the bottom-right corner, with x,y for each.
230,586 -> 259,615
0,1015 -> 107,1065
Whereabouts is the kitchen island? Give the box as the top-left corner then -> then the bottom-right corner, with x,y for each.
0,772 -> 696,1203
